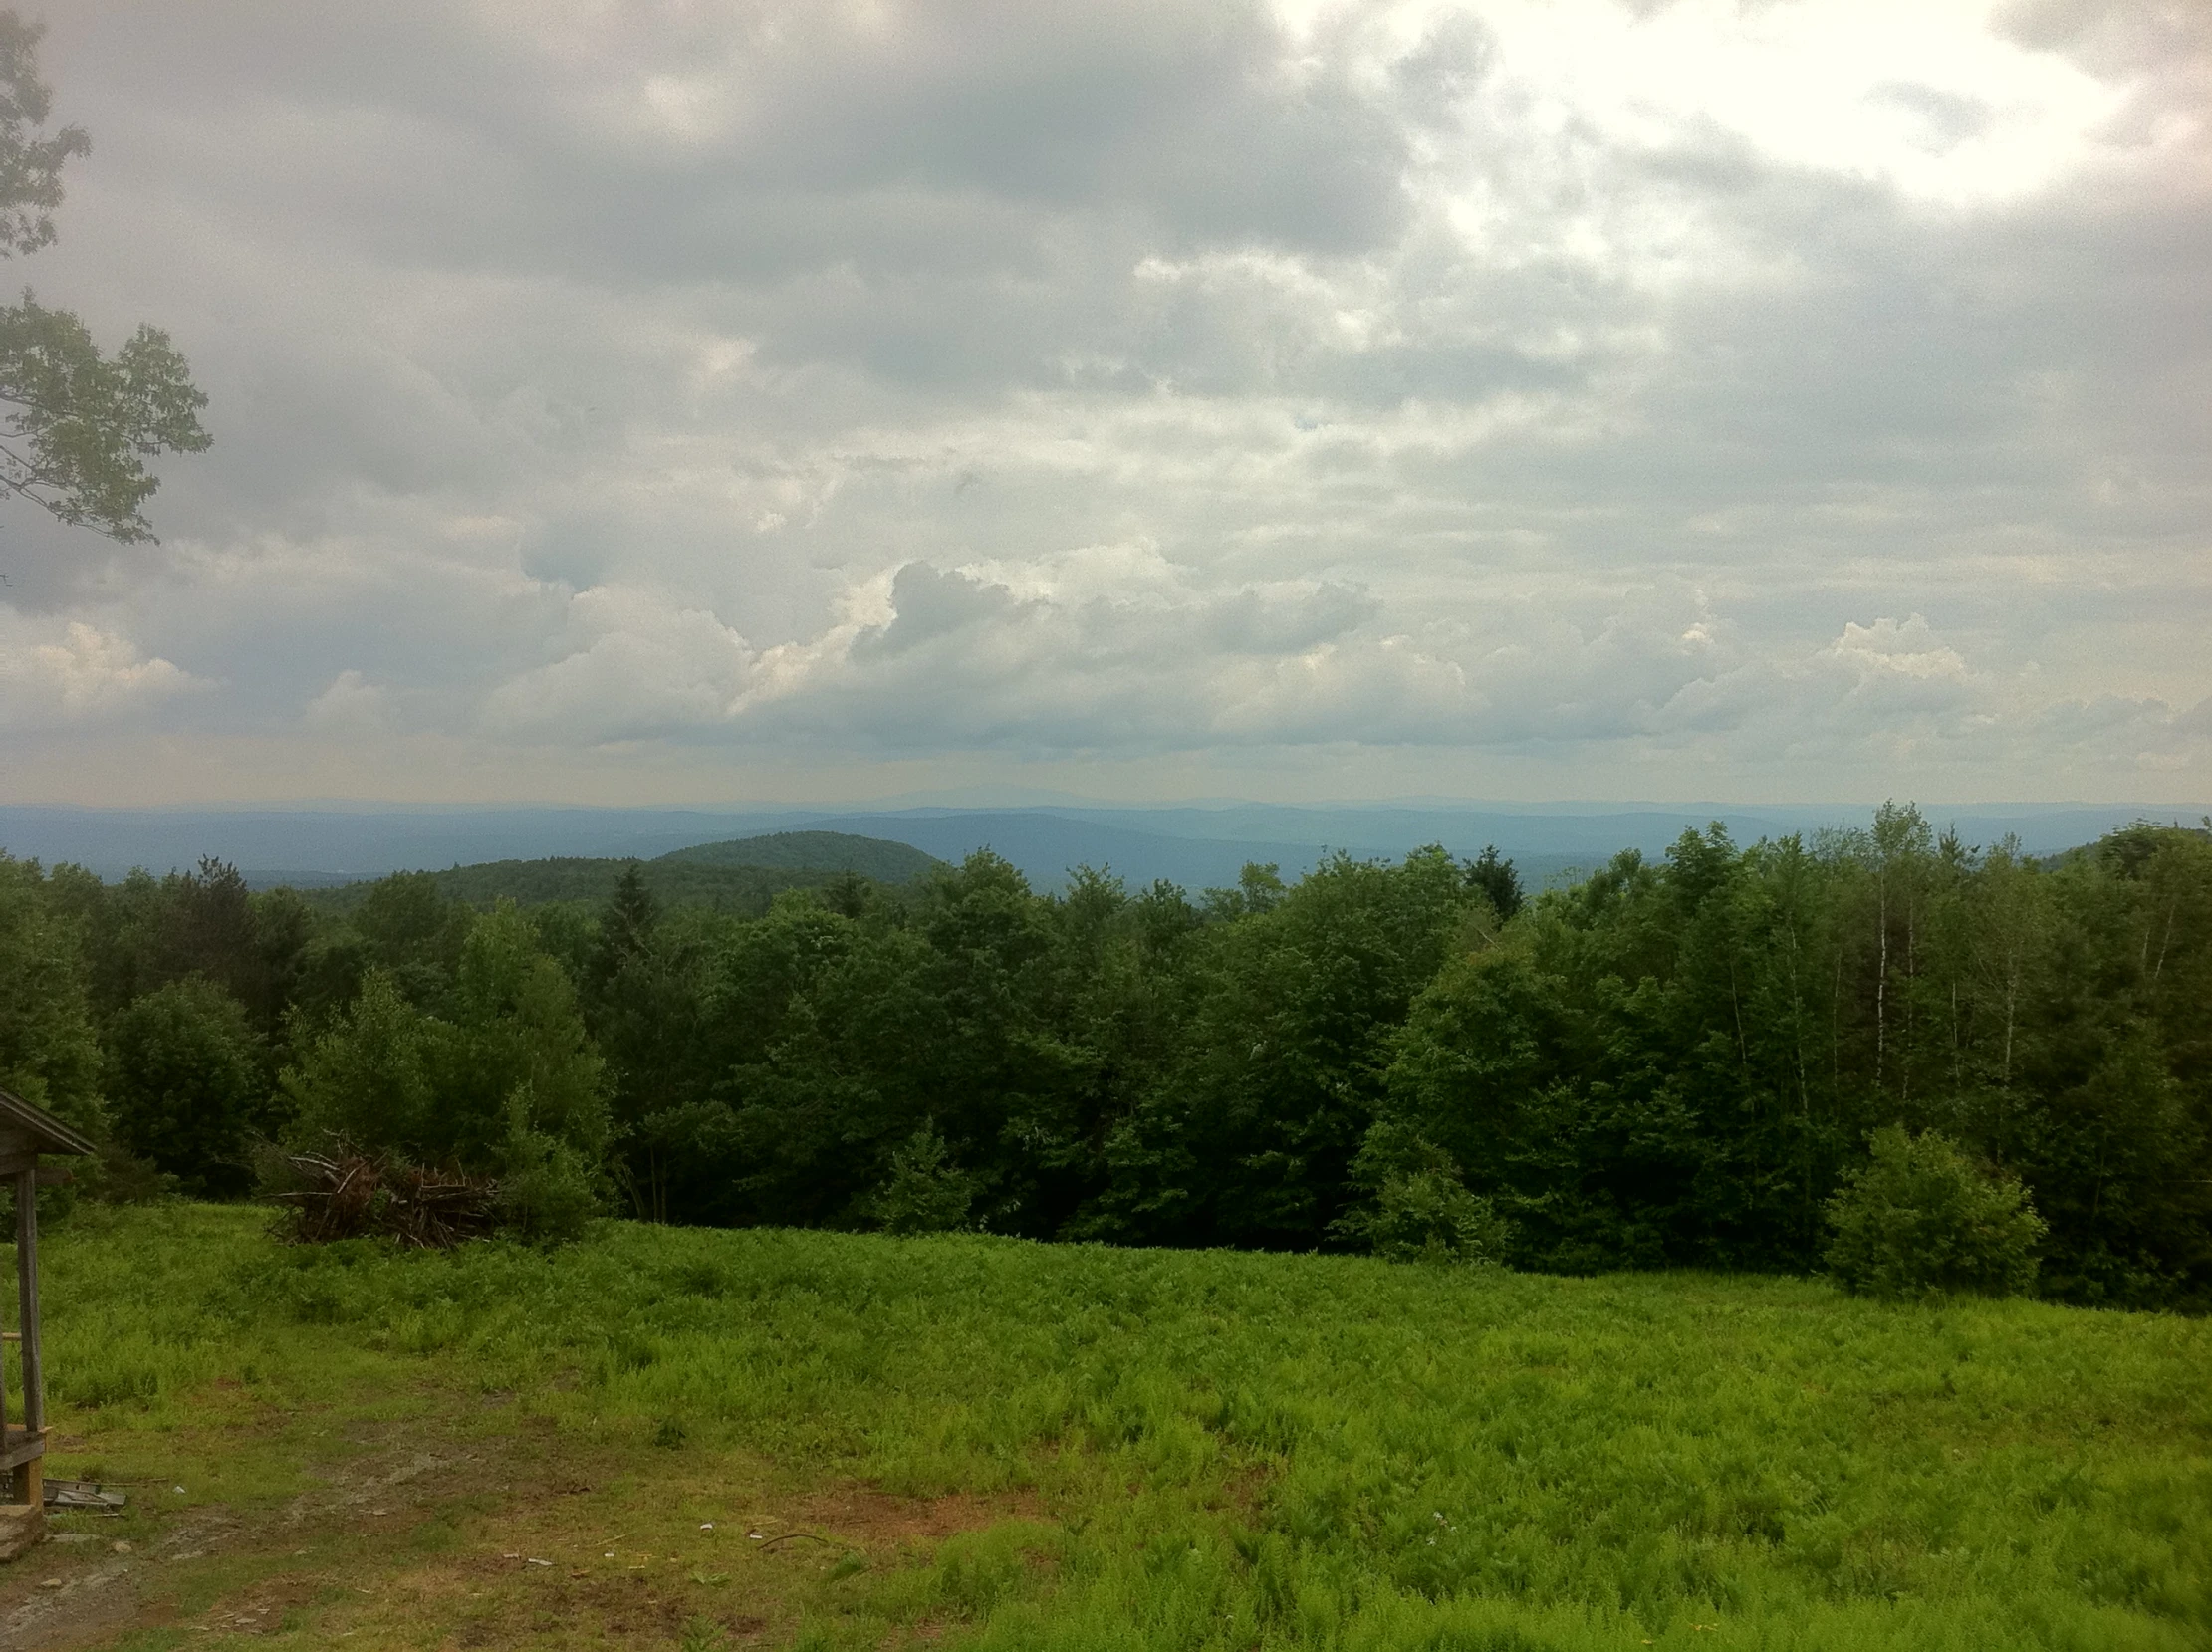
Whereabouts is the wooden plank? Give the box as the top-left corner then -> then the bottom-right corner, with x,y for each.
44,1480 -> 125,1512
15,1169 -> 39,1435
0,1160 -> 71,1185
0,1175 -> 10,1441
0,1180 -> 8,1442
0,1430 -> 43,1472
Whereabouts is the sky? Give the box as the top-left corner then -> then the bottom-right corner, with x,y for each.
0,0 -> 2206,809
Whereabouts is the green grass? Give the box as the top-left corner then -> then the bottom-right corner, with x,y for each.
28,1205 -> 2212,1650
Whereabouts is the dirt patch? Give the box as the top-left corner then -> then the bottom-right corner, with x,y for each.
197,1572 -> 321,1638
0,1398 -> 1060,1652
0,1405 -> 554,1652
0,1500 -> 252,1651
0,1553 -> 137,1652
786,1484 -> 1047,1551
1212,1461 -> 1277,1516
529,1573 -> 694,1639
281,1444 -> 467,1526
342,1556 -> 790,1652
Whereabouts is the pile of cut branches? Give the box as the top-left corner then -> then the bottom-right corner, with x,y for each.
268,1146 -> 500,1249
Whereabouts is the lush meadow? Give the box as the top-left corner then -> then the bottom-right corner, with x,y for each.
21,1204 -> 2210,1650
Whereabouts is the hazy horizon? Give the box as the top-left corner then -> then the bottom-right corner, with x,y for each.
6,795 -> 2196,893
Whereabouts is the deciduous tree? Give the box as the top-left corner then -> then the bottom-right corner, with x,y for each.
0,10 -> 207,545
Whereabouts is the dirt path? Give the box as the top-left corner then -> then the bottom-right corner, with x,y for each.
0,1421 -> 491,1651
0,1398 -> 1053,1651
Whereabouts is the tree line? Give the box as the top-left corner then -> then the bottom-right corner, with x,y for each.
1,806 -> 2207,1307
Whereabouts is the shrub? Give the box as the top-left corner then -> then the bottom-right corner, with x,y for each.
1825,1126 -> 2045,1299
495,1095 -> 603,1245
1363,1170 -> 1512,1265
1337,1130 -> 1512,1265
871,1125 -> 977,1235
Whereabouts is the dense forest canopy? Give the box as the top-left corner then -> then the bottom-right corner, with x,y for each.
2,805 -> 2207,1307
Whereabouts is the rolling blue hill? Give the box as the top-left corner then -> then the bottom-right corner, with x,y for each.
4,802 -> 2194,895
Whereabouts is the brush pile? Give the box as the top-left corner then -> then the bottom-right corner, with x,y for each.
269,1146 -> 500,1248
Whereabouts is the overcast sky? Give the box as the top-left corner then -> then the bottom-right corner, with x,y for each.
1,0 -> 2206,807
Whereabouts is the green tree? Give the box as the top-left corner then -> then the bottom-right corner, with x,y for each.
584,867 -> 686,1158
438,904 -> 612,1176
1464,844 -> 1524,921
104,976 -> 266,1196
1953,836 -> 2052,1158
494,1091 -> 604,1244
0,851 -> 102,1134
348,871 -> 472,1011
0,11 -> 208,543
1376,923 -> 1644,1273
1856,802 -> 1939,1108
278,907 -> 611,1233
1093,847 -> 1474,1249
279,968 -> 435,1153
706,897 -> 886,1227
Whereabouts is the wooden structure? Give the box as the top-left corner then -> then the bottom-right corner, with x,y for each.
0,1088 -> 94,1555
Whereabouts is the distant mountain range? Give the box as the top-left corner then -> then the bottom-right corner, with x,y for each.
3,801 -> 2200,896
304,829 -> 943,915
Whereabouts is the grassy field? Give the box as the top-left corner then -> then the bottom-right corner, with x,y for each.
3,1206 -> 2205,1651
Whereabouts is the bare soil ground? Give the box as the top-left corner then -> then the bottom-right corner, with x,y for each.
0,1390 -> 1047,1651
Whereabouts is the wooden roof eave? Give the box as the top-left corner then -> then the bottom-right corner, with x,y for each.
0,1090 -> 96,1159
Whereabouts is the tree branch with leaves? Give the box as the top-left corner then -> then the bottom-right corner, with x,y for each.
0,9 -> 207,546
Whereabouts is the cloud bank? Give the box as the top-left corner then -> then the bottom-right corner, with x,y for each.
2,0 -> 2206,804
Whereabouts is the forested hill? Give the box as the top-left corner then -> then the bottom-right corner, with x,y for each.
654,830 -> 941,880
307,829 -> 941,914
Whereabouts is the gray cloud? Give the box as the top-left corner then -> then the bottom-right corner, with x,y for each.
0,0 -> 2205,804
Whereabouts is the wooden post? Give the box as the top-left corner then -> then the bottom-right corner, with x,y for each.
12,1170 -> 38,1511
0,1186 -> 9,1443
15,1170 -> 38,1436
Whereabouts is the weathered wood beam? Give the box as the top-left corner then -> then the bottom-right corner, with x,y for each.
14,1168 -> 38,1436
0,1431 -> 43,1473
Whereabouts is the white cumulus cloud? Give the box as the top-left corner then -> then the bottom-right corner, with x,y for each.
0,619 -> 201,730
